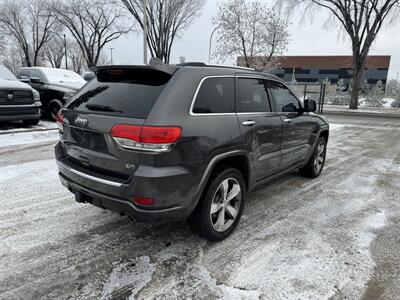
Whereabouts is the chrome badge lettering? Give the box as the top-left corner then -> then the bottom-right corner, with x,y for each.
75,116 -> 88,126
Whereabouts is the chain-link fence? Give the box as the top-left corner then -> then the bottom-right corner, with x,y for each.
287,82 -> 330,114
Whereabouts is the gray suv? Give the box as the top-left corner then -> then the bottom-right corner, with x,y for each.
55,64 -> 329,241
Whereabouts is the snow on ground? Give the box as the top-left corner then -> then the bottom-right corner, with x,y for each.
100,256 -> 155,300
0,120 -> 57,134
1,115 -> 399,299
382,97 -> 396,108
0,130 -> 59,148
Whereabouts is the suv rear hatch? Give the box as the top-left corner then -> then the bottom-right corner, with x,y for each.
58,66 -> 177,183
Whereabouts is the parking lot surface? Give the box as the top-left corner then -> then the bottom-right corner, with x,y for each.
1,115 -> 399,299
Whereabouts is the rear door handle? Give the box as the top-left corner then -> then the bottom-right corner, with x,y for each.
242,120 -> 256,126
283,119 -> 293,123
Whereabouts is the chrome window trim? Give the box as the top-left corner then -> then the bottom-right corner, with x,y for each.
57,161 -> 122,187
189,74 -> 298,116
189,75 -> 236,116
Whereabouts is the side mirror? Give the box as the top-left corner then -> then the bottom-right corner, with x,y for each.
30,77 -> 44,84
304,99 -> 317,112
19,76 -> 30,83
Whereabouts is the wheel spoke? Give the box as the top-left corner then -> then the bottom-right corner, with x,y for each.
220,180 -> 229,201
215,208 -> 225,231
226,183 -> 240,202
211,202 -> 223,214
226,204 -> 237,219
318,156 -> 324,164
318,144 -> 325,156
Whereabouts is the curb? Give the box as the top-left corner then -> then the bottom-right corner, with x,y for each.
322,110 -> 400,119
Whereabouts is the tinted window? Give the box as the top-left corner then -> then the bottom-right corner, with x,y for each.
67,69 -> 172,119
269,81 -> 300,112
193,77 -> 234,114
18,69 -> 30,78
30,69 -> 45,81
237,78 -> 270,113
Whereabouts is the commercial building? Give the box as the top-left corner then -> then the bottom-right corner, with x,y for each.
237,55 -> 391,90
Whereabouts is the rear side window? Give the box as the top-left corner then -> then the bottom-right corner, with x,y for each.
67,68 -> 172,119
237,78 -> 271,113
192,77 -> 234,114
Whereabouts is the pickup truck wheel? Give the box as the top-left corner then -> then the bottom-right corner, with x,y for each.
23,119 -> 40,126
300,136 -> 327,178
187,168 -> 246,241
48,99 -> 63,121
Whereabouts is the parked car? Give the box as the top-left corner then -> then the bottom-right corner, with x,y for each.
0,65 -> 41,125
17,67 -> 86,121
55,64 -> 329,241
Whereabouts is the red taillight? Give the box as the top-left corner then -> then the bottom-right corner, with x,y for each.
111,124 -> 181,152
140,126 -> 181,144
56,112 -> 64,131
132,196 -> 155,206
111,125 -> 141,141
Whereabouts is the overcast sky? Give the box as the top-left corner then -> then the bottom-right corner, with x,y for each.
110,0 -> 400,80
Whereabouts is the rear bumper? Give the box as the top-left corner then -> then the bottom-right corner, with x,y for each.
58,172 -> 187,223
55,142 -> 204,223
0,104 -> 41,121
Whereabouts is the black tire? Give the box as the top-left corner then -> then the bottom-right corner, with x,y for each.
23,119 -> 40,126
48,99 -> 64,121
187,167 -> 246,241
300,136 -> 327,178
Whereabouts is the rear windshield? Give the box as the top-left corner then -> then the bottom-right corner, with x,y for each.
67,68 -> 172,119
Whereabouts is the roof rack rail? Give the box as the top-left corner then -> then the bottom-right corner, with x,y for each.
176,62 -> 257,71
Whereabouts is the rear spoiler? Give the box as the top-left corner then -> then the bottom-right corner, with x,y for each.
95,65 -> 178,76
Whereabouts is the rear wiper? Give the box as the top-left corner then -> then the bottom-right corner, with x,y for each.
85,103 -> 122,112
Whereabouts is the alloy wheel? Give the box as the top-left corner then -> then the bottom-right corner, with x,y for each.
210,178 -> 242,232
314,141 -> 326,174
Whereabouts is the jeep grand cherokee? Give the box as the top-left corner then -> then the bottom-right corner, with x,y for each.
55,64 -> 329,241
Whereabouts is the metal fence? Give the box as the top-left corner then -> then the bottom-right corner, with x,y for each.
288,82 -> 327,114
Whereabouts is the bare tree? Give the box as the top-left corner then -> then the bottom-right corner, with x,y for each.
121,0 -> 206,63
385,79 -> 400,97
365,80 -> 386,107
0,0 -> 59,67
0,34 -> 6,59
213,0 -> 289,69
1,43 -> 24,73
282,0 -> 399,109
51,0 -> 132,69
67,41 -> 86,74
41,36 -> 65,68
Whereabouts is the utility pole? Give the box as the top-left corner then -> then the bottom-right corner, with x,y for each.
63,34 -> 68,69
143,0 -> 148,64
109,47 -> 114,65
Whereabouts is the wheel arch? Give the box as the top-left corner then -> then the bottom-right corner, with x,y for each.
191,151 -> 251,213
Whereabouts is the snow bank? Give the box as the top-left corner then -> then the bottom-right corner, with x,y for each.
0,130 -> 59,148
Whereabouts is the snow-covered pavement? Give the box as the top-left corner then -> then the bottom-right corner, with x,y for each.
1,116 -> 399,299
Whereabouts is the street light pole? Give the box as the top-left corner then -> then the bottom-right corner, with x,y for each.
208,25 -> 220,64
109,47 -> 114,65
143,0 -> 148,64
63,34 -> 68,69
